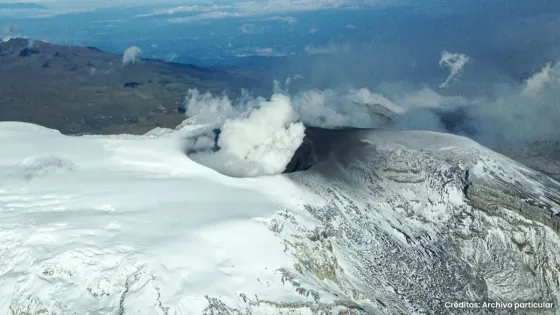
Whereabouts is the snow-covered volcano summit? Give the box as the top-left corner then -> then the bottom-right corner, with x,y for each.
287,128 -> 560,314
1,122 -> 559,315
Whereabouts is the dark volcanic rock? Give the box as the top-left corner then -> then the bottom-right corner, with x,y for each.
64,63 -> 78,71
86,46 -> 103,52
284,127 -> 367,174
123,81 -> 140,88
284,128 -> 560,315
19,48 -> 40,57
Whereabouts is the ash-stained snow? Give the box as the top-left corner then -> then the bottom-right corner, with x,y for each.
1,122 -> 560,314
288,129 -> 560,315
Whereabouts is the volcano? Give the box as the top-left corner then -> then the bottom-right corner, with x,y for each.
1,121 -> 559,314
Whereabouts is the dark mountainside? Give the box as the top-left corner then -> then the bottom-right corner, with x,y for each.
0,38 -> 266,134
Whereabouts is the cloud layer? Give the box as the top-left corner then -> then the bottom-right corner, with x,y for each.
137,0 -> 395,23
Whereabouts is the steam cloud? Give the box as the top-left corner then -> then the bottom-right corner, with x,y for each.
2,23 -> 21,42
184,85 -> 404,129
522,63 -> 560,97
122,46 -> 142,66
439,51 -> 470,88
179,53 -> 560,177
181,84 -> 409,177
185,93 -> 305,177
387,61 -> 560,145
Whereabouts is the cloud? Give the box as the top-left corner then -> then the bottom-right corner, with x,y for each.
2,0 -> 395,19
239,23 -> 260,34
308,27 -> 318,34
304,43 -> 351,55
238,18 -> 296,34
256,47 -> 286,57
257,16 -> 298,24
235,47 -> 287,58
168,11 -> 243,23
135,4 -> 225,18
122,46 -> 142,66
1,23 -> 22,42
183,82 -> 403,130
0,0 -> 191,18
438,51 -> 470,88
289,88 -> 403,128
522,62 -> 560,97
183,50 -> 560,153
217,94 -> 304,173
165,52 -> 179,62
0,3 -> 46,10
183,89 -> 237,124
379,61 -> 560,146
138,0 -> 390,23
181,84 -> 414,177
2,23 -> 20,35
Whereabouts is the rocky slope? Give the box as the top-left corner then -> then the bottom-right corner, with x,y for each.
282,128 -> 560,314
499,141 -> 560,182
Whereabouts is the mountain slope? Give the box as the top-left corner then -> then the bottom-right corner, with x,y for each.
287,129 -> 560,314
0,38 -> 264,134
499,141 -> 560,182
1,122 -> 559,314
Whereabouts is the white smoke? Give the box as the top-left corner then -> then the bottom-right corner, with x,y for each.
122,46 -> 142,66
1,23 -> 21,42
304,43 -> 351,55
184,84 -> 404,130
180,51 -> 560,177
392,88 -> 468,110
185,93 -> 305,177
182,89 -> 265,125
290,88 -> 402,128
522,62 -> 560,97
183,89 -> 235,124
165,52 -> 179,62
180,83 -> 411,177
218,94 -> 304,173
438,51 -> 470,88
382,61 -> 560,145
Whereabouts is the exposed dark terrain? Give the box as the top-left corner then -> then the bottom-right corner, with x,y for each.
0,38 -> 266,134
